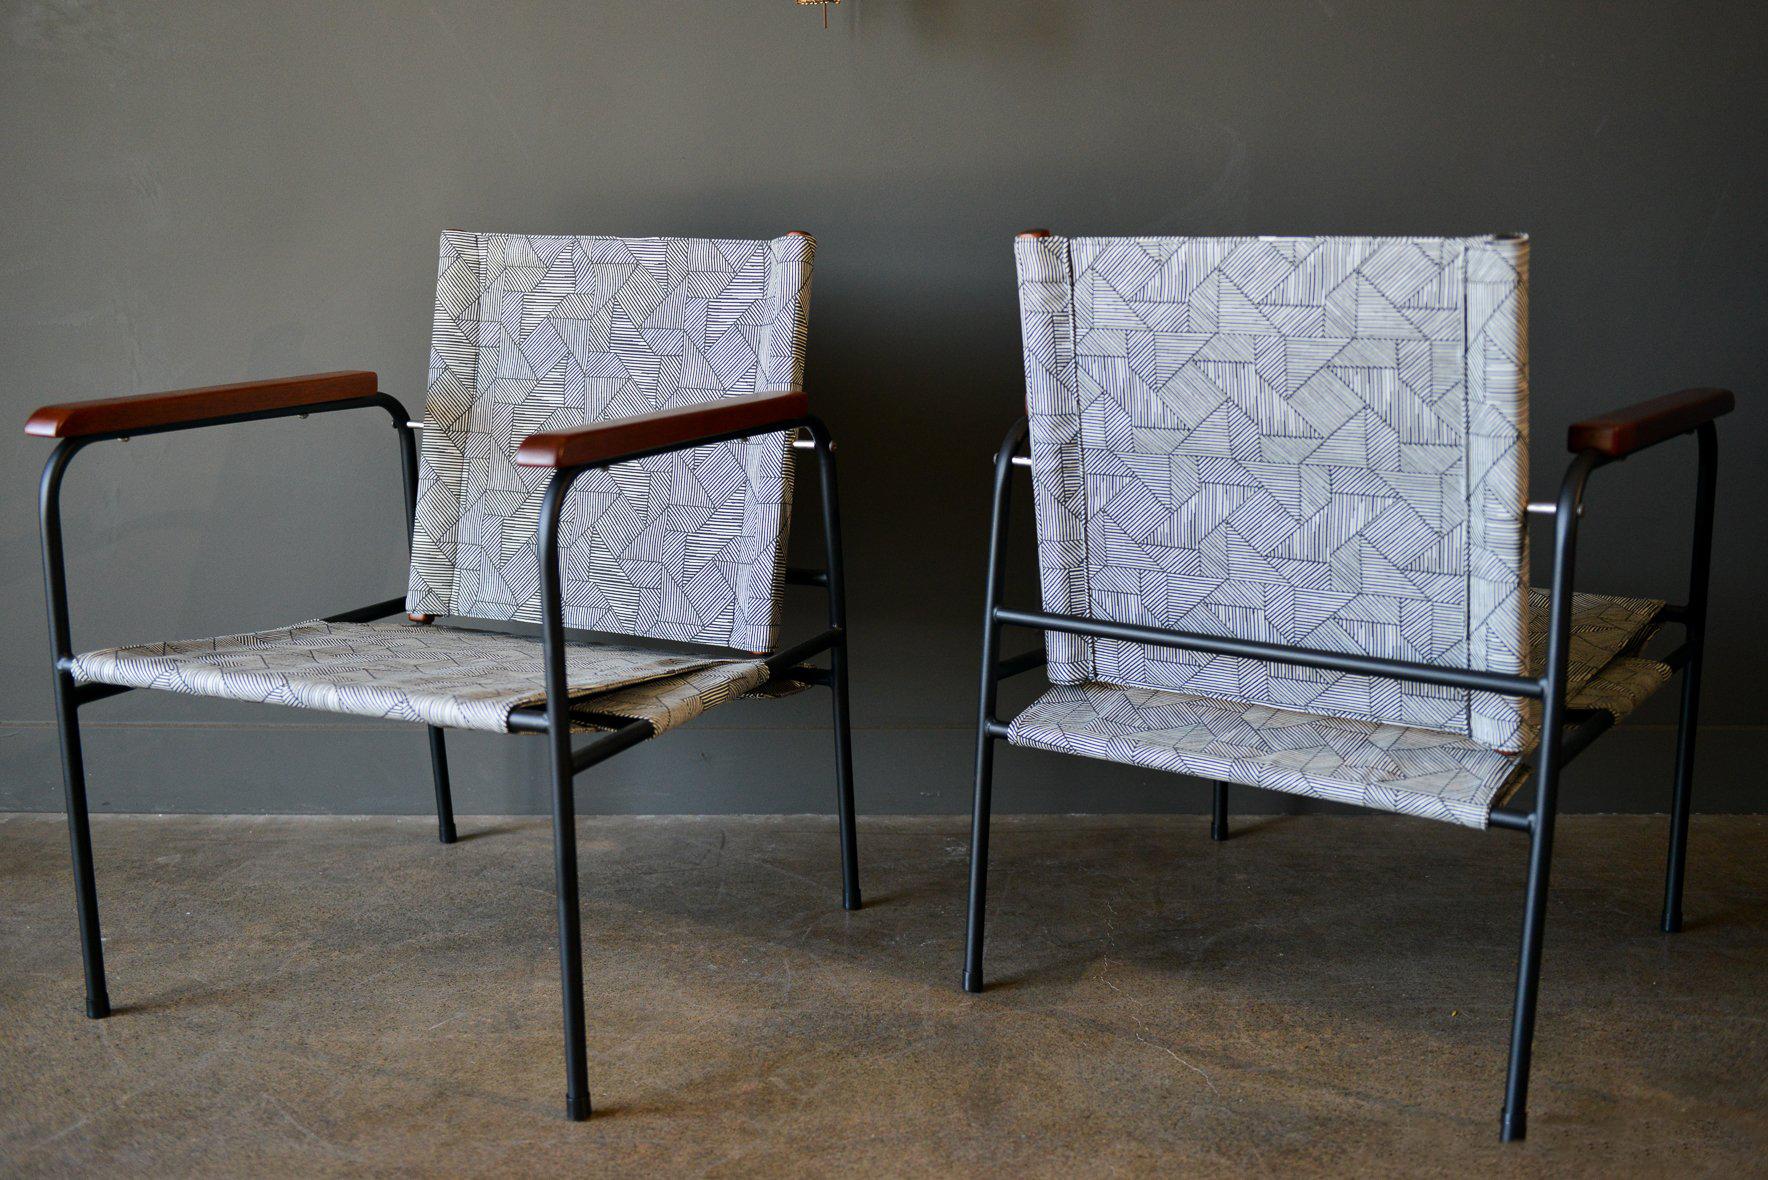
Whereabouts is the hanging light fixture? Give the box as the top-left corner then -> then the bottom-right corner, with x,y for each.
796,0 -> 838,29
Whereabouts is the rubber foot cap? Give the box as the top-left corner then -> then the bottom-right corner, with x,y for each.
962,971 -> 983,994
565,1094 -> 591,1121
1500,1110 -> 1526,1142
87,997 -> 111,1019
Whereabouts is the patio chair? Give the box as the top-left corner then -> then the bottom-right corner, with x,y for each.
962,231 -> 1732,1140
28,230 -> 859,1121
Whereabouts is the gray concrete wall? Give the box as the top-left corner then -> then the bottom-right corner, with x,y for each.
2,1 -> 1763,816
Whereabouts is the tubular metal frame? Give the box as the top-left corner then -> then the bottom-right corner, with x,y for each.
38,398 -> 857,1123
962,414 -> 1719,1143
530,413 -> 857,1120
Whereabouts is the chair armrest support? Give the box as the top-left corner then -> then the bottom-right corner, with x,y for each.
1567,387 -> 1734,459
514,390 -> 809,469
25,371 -> 382,440
34,372 -> 416,667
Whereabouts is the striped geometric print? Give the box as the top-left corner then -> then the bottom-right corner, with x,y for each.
71,617 -> 771,736
406,232 -> 815,654
1007,590 -> 1668,828
1014,235 -> 1532,748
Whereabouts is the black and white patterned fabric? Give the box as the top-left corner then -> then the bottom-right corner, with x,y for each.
1016,235 -> 1531,748
572,659 -> 771,733
406,232 -> 814,654
72,231 -> 815,739
1007,590 -> 1668,828
72,619 -> 769,735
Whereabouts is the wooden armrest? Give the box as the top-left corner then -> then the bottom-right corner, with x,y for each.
515,390 -> 809,468
1567,387 -> 1735,458
25,371 -> 379,439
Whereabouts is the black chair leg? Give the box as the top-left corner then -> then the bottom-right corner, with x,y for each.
964,420 -> 1023,996
1501,845 -> 1550,1140
54,677 -> 110,1019
810,423 -> 861,912
1664,421 -> 1716,934
547,738 -> 590,1121
1661,661 -> 1702,934
427,726 -> 457,845
1501,774 -> 1562,1142
1210,780 -> 1229,842
961,727 -> 995,994
830,634 -> 861,911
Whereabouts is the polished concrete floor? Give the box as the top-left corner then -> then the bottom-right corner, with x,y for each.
2,813 -> 1764,1176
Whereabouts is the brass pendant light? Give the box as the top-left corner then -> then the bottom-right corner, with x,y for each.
796,0 -> 838,29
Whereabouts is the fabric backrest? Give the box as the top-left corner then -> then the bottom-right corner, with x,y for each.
1014,234 -> 1531,748
406,232 -> 813,653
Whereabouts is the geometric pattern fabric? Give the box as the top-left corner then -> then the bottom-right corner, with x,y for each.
1007,590 -> 1667,829
71,618 -> 769,736
1015,235 -> 1532,748
406,232 -> 815,654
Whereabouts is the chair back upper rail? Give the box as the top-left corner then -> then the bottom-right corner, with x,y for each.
1014,234 -> 1533,746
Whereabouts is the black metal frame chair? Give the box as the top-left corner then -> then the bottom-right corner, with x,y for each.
34,376 -> 858,1122
963,392 -> 1732,1140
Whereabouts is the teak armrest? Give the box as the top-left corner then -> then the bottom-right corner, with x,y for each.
1567,387 -> 1735,458
515,390 -> 809,469
25,371 -> 380,439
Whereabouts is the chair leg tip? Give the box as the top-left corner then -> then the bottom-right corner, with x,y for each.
565,1094 -> 591,1121
843,892 -> 862,912
86,997 -> 110,1019
439,827 -> 458,845
1500,1111 -> 1525,1142
962,970 -> 984,994
1661,913 -> 1683,934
